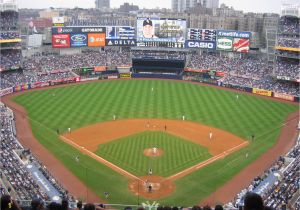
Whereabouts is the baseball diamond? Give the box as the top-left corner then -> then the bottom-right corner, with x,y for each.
4,79 -> 298,206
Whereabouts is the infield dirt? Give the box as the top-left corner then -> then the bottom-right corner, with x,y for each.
2,79 -> 299,205
61,119 -> 248,199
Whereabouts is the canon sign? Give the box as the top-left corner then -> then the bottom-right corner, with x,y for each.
185,40 -> 216,49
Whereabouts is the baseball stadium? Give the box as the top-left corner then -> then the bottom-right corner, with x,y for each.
1,1 -> 300,210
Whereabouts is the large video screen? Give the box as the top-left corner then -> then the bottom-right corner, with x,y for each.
136,17 -> 186,48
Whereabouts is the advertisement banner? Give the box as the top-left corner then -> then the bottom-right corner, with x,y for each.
187,28 -> 216,41
273,93 -> 294,101
52,27 -> 106,34
107,75 -> 119,79
275,46 -> 300,52
215,71 -> 225,77
253,88 -> 272,97
21,84 -> 30,90
106,26 -> 135,40
87,33 -> 105,47
276,75 -> 292,81
233,38 -> 250,52
94,66 -> 107,72
217,30 -> 251,39
70,33 -> 87,47
185,40 -> 216,50
52,34 -> 70,48
216,37 -> 233,51
0,39 -> 22,43
184,68 -> 209,73
106,39 -> 136,46
0,87 -> 13,97
31,82 -> 50,89
120,73 -> 131,78
52,17 -> 64,27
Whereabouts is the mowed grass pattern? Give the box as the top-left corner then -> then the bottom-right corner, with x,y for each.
96,131 -> 211,177
13,80 -> 299,205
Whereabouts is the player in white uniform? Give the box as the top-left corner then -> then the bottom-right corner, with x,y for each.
209,131 -> 213,140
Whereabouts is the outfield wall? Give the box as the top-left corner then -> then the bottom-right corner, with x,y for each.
0,74 -> 298,103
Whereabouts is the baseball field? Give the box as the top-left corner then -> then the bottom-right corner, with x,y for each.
8,79 -> 299,206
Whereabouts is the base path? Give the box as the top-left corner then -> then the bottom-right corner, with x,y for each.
201,111 -> 299,205
63,119 -> 246,156
2,79 -> 299,204
1,95 -> 101,203
62,119 -> 248,199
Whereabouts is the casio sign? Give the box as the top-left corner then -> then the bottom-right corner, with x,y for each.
71,34 -> 86,42
187,41 -> 214,49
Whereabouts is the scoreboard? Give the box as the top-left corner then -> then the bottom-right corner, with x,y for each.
136,17 -> 186,48
187,29 -> 216,41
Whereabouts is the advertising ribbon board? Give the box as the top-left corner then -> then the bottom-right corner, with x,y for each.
52,34 -> 70,48
273,93 -> 294,101
120,73 -> 131,78
87,33 -> 105,47
216,37 -> 233,51
253,88 -> 272,97
185,40 -> 216,50
70,34 -> 87,47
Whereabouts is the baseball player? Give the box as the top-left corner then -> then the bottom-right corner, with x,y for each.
148,168 -> 152,175
152,147 -> 157,155
209,131 -> 213,140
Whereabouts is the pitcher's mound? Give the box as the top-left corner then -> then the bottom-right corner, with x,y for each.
143,148 -> 164,157
129,176 -> 175,199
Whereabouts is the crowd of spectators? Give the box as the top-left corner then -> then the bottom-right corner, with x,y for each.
275,58 -> 299,79
0,104 -> 49,200
277,36 -> 300,49
187,52 -> 299,96
0,11 -> 19,31
227,141 -> 300,209
0,104 -> 75,203
278,16 -> 299,34
1,50 -> 22,70
1,50 -> 299,96
23,50 -> 131,73
187,53 -> 269,78
0,70 -> 76,90
0,31 -> 20,40
221,76 -> 300,96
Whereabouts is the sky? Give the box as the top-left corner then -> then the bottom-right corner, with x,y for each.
18,0 -> 299,13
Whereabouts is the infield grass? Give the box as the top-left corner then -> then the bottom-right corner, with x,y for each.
95,131 -> 212,176
13,80 -> 299,206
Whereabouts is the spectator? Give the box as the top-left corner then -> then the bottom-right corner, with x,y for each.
0,194 -> 22,210
243,192 -> 264,210
31,198 -> 45,210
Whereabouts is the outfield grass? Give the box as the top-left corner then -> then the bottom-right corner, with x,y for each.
13,80 -> 298,206
95,131 -> 212,177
